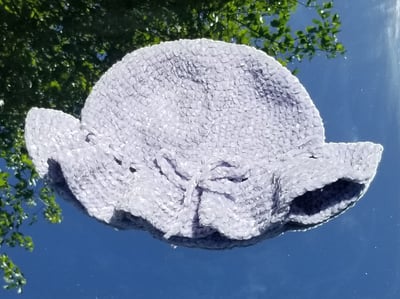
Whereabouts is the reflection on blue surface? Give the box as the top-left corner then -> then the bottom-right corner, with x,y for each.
4,0 -> 400,298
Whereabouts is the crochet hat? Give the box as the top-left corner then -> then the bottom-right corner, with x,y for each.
25,39 -> 383,249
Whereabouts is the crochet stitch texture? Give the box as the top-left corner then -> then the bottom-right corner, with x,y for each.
25,39 -> 383,248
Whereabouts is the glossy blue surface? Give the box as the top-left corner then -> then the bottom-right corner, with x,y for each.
4,0 -> 400,298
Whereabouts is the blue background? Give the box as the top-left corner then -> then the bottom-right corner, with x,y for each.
3,0 -> 400,298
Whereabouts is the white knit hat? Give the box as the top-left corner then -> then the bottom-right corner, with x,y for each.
25,39 -> 383,249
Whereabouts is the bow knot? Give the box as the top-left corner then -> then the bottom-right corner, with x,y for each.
155,149 -> 249,238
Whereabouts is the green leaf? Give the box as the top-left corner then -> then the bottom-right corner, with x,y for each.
323,2 -> 333,10
306,26 -> 316,33
20,154 -> 33,168
335,43 -> 345,52
49,80 -> 62,91
0,172 -> 9,188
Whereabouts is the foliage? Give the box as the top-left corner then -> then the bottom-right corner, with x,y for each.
0,0 -> 345,292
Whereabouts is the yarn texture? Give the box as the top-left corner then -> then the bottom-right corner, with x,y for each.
24,39 -> 383,248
